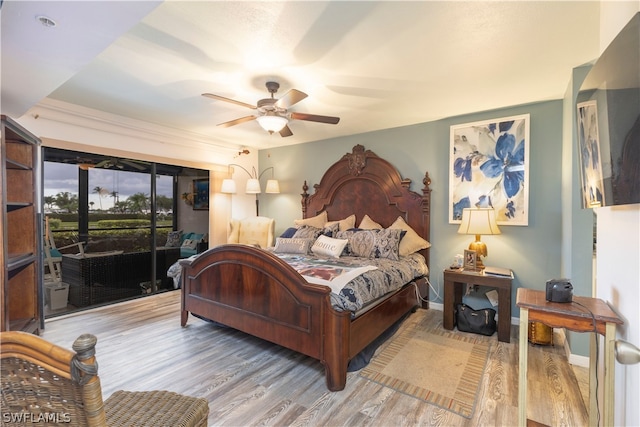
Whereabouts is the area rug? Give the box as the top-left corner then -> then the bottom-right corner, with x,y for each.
358,311 -> 490,418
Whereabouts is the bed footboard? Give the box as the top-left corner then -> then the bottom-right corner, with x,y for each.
180,244 -> 352,390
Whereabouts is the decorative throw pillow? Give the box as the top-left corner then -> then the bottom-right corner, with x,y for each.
165,230 -> 182,247
311,235 -> 349,258
181,238 -> 197,250
389,216 -> 431,256
322,223 -> 340,237
358,214 -> 383,230
280,227 -> 298,238
294,211 -> 328,229
325,214 -> 356,232
342,228 -> 404,260
273,237 -> 314,254
292,225 -> 324,240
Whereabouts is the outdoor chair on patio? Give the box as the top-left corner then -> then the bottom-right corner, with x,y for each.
43,216 -> 85,283
1,331 -> 209,427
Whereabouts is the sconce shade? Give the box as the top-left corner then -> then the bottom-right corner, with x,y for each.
245,178 -> 262,194
221,178 -> 237,194
256,114 -> 288,133
265,179 -> 280,194
615,340 -> 640,365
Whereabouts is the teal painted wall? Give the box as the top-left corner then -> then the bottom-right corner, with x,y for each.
260,99 -> 592,355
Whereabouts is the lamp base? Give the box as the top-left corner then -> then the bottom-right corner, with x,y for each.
468,239 -> 487,270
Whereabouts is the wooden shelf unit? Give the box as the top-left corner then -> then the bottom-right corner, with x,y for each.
1,115 -> 42,334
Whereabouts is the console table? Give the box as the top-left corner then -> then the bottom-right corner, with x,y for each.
517,288 -> 623,427
443,268 -> 513,342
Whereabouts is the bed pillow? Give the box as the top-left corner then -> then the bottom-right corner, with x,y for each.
358,214 -> 383,230
292,225 -> 325,240
273,237 -> 314,254
279,227 -> 297,238
311,235 -> 348,258
325,214 -> 356,232
389,216 -> 431,256
294,211 -> 328,229
165,230 -> 183,247
339,228 -> 404,260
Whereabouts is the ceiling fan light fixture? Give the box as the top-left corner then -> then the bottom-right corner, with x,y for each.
256,114 -> 288,133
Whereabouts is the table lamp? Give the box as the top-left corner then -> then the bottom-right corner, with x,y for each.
457,208 -> 501,269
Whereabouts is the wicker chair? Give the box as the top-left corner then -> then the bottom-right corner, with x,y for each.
1,331 -> 209,427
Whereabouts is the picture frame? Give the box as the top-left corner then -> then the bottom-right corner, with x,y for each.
449,114 -> 530,226
193,178 -> 209,210
463,249 -> 477,271
576,100 -> 605,208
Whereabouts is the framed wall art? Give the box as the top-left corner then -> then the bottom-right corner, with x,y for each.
193,178 -> 209,210
576,100 -> 605,208
449,114 -> 530,226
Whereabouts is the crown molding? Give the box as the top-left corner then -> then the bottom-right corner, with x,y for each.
28,98 -> 242,159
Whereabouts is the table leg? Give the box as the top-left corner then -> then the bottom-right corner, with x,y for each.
518,307 -> 528,426
443,278 -> 454,330
603,322 -> 616,426
497,287 -> 511,343
589,333 -> 597,427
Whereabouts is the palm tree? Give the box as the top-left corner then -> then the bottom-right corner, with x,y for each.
127,192 -> 149,214
92,186 -> 108,210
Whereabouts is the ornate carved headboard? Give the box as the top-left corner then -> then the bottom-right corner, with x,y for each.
301,144 -> 432,264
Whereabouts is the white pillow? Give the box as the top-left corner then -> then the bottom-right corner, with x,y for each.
294,211 -> 328,229
311,235 -> 348,258
389,216 -> 431,256
359,214 -> 383,230
325,214 -> 356,232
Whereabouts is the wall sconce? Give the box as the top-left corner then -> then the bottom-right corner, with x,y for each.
457,208 -> 501,269
615,340 -> 640,365
221,164 -> 280,216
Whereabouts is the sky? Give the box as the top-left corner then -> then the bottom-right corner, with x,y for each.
44,162 -> 173,211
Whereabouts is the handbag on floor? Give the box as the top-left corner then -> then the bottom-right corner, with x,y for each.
455,303 -> 497,336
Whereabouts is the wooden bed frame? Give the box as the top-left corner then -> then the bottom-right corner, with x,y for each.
180,144 -> 432,391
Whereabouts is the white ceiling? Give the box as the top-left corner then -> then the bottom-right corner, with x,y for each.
1,1 -> 601,152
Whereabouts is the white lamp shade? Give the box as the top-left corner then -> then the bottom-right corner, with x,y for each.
457,208 -> 501,235
245,178 -> 261,194
265,179 -> 280,194
256,114 -> 288,133
220,179 -> 237,194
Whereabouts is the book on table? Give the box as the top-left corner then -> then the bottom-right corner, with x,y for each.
483,266 -> 512,277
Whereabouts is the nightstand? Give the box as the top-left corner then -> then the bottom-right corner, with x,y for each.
443,268 -> 514,342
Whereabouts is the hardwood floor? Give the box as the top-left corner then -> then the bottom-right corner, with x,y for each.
41,290 -> 588,426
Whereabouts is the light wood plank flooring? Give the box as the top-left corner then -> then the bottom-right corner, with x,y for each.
42,290 -> 588,426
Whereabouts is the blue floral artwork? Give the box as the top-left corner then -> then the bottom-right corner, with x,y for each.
449,114 -> 530,225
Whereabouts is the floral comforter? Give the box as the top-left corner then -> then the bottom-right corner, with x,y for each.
273,252 -> 428,313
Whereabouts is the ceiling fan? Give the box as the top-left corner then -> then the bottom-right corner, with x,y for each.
202,81 -> 340,137
94,158 -> 149,171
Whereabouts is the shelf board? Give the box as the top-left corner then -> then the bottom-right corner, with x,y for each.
7,202 -> 32,212
9,317 -> 38,334
6,158 -> 31,170
7,253 -> 35,271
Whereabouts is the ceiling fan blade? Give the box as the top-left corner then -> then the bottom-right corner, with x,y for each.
217,115 -> 257,128
279,125 -> 293,138
290,112 -> 340,125
202,93 -> 256,110
95,160 -> 110,168
275,89 -> 308,109
121,160 -> 147,171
